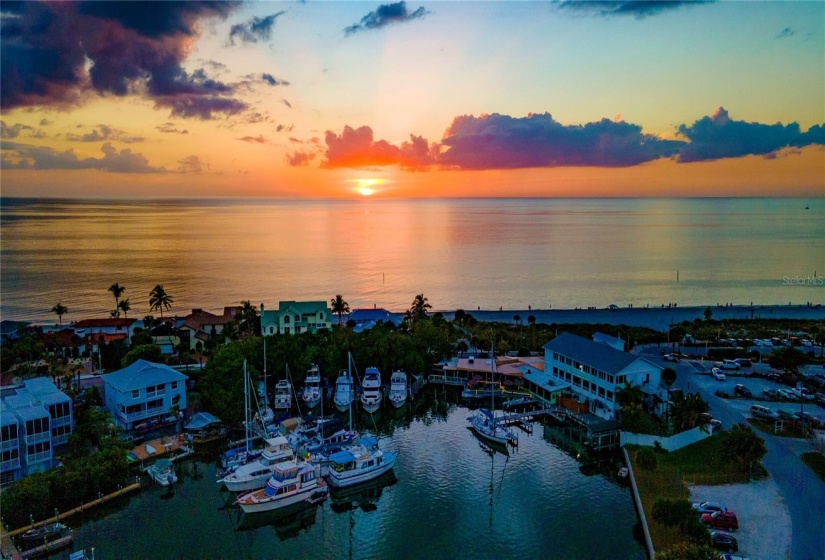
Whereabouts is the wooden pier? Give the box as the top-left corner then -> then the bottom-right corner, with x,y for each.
19,534 -> 73,559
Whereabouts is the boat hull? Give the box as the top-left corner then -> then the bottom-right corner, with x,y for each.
223,472 -> 273,493
389,395 -> 407,409
361,397 -> 382,414
238,484 -> 327,513
327,452 -> 397,488
303,396 -> 321,409
469,422 -> 510,447
334,400 -> 352,413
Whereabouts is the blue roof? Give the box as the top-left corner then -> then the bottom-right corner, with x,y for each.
102,359 -> 187,392
359,435 -> 377,448
329,449 -> 356,464
184,412 -> 221,430
9,402 -> 50,422
543,332 -> 638,375
22,377 -> 61,396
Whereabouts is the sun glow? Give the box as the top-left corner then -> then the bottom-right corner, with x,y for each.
351,178 -> 383,197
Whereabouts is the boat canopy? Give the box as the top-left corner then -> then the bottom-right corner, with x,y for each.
185,411 -> 221,431
264,436 -> 289,448
329,449 -> 357,465
359,436 -> 377,448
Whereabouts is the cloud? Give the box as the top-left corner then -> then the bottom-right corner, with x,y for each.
1,141 -> 164,173
286,151 -> 316,166
176,155 -> 206,173
228,12 -> 285,45
276,124 -> 294,132
157,122 -> 189,134
555,1 -> 713,19
66,125 -> 143,143
237,135 -> 270,144
261,73 -> 289,87
345,2 -> 429,36
1,1 -> 245,119
439,113 -> 682,169
676,107 -> 825,162
281,99 -> 292,109
39,118 -> 53,126
774,27 -> 795,39
323,125 -> 437,169
1,121 -> 34,139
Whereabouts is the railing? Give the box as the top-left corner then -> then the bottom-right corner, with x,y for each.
26,450 -> 51,464
117,406 -> 167,423
1,458 -> 21,471
25,432 -> 50,445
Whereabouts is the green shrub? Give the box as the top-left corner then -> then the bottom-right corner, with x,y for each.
637,446 -> 658,472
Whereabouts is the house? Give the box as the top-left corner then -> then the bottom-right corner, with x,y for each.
0,377 -> 74,484
102,359 -> 187,431
177,309 -> 235,351
72,318 -> 138,342
347,307 -> 401,332
260,301 -> 332,335
543,332 -> 664,420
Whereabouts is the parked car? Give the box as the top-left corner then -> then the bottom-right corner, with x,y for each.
792,386 -> 815,401
734,358 -> 752,367
702,511 -> 739,531
762,388 -> 779,401
777,409 -> 797,422
663,353 -> 679,362
712,369 -> 726,381
711,531 -> 739,553
794,411 -> 821,428
815,392 -> 825,406
733,384 -> 752,398
750,404 -> 780,420
692,501 -> 727,515
717,360 -> 741,371
777,388 -> 799,401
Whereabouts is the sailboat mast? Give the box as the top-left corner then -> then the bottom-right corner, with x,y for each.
244,360 -> 250,453
263,337 -> 267,408
348,352 -> 353,430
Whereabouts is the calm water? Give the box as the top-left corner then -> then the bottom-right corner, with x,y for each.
59,393 -> 644,559
1,197 -> 823,322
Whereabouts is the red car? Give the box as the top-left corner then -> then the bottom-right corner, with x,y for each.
702,511 -> 739,531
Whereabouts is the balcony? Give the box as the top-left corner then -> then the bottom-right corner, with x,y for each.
25,432 -> 50,445
26,450 -> 51,464
118,405 -> 167,423
1,458 -> 21,471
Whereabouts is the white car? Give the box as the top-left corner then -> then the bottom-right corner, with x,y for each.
712,369 -> 726,381
777,388 -> 798,401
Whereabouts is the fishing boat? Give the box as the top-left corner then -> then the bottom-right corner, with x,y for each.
235,460 -> 328,513
20,522 -> 67,542
387,370 -> 407,408
333,369 -> 354,412
468,346 -> 517,447
147,458 -> 178,486
219,436 -> 295,492
360,367 -> 382,413
274,379 -> 292,411
302,364 -> 322,410
326,436 -> 397,488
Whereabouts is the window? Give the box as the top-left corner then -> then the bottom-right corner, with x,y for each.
171,382 -> 178,390
269,327 -> 273,334
25,417 -> 49,435
1,424 -> 17,442
132,389 -> 140,399
284,315 -> 291,324
27,441 -> 50,456
319,312 -> 324,320
49,402 -> 70,419
607,374 -> 614,384
1,449 -> 19,463
52,425 -> 72,438
606,390 -> 614,401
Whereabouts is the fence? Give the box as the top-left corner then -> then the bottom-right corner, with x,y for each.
620,425 -> 710,452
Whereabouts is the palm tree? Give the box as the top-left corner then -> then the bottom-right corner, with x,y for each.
330,295 -> 350,325
661,367 -> 677,432
143,315 -> 157,332
108,283 -> 126,315
118,298 -> 131,318
407,294 -> 432,323
149,284 -> 173,318
239,300 -> 259,337
528,314 -> 536,349
513,314 -> 522,347
51,303 -> 68,326
670,391 -> 710,432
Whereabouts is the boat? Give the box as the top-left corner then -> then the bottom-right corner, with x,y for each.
147,458 -> 178,486
235,460 -> 328,513
274,379 -> 292,411
468,345 -> 518,447
360,367 -> 383,413
333,369 -> 354,413
20,522 -> 67,541
301,364 -> 322,410
387,370 -> 407,408
326,436 -> 397,488
219,436 -> 295,492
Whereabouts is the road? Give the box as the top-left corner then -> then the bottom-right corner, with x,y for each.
638,347 -> 825,560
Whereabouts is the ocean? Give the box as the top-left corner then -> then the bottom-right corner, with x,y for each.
1,197 -> 822,323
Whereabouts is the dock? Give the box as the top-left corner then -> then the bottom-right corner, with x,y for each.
19,534 -> 73,559
127,434 -> 192,466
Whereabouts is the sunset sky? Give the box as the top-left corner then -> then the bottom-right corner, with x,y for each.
1,0 -> 823,198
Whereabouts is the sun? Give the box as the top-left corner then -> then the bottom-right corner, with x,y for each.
358,186 -> 374,196
351,178 -> 383,197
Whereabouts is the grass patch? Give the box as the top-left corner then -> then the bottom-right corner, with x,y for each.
748,417 -> 808,439
628,435 -> 754,552
801,452 -> 825,483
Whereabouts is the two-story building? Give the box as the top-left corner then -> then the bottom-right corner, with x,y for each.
543,332 -> 664,420
260,301 -> 332,335
177,309 -> 235,351
72,318 -> 137,343
0,377 -> 74,484
102,360 -> 187,431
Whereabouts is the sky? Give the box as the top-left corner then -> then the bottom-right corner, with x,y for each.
1,0 -> 823,198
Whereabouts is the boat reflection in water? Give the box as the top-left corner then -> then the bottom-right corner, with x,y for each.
236,499 -> 325,541
329,470 -> 398,514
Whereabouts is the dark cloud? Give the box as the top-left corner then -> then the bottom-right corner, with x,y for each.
345,2 -> 429,36
228,12 -> 285,45
1,140 -> 164,173
261,73 -> 289,87
281,99 -> 292,109
237,135 -> 270,144
286,151 -> 316,166
1,1 -> 245,119
176,155 -> 206,173
39,118 -> 53,126
775,27 -> 795,39
1,121 -> 34,139
241,112 -> 270,124
157,122 -> 189,134
676,107 -> 824,162
323,125 -> 437,169
556,1 -> 713,19
276,124 -> 294,132
439,113 -> 682,169
66,125 -> 143,143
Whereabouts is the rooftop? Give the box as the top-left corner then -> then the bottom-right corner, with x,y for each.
543,332 -> 639,375
102,359 -> 188,392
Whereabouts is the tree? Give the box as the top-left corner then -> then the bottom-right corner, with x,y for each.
528,314 -> 536,348
108,283 -> 126,315
661,367 -> 677,432
330,295 -> 350,326
51,302 -> 68,326
616,382 -> 644,408
637,446 -> 658,471
143,315 -> 157,332
670,391 -> 710,432
149,284 -> 173,317
121,344 -> 163,367
405,294 -> 432,324
239,300 -> 260,337
513,314 -> 522,347
768,346 -> 806,375
118,298 -> 131,318
657,543 -> 720,560
703,306 -> 713,321
722,423 -> 767,479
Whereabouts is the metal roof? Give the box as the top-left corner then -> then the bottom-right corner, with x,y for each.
102,359 -> 188,392
184,411 -> 221,430
543,332 -> 639,374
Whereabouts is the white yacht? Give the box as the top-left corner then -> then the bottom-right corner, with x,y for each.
333,370 -> 354,412
147,458 -> 177,486
326,436 -> 397,488
388,370 -> 407,408
219,436 -> 295,492
360,367 -> 382,413
235,460 -> 328,513
302,364 -> 322,410
273,379 -> 292,411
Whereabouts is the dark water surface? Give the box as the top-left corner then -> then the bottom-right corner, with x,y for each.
62,393 -> 644,559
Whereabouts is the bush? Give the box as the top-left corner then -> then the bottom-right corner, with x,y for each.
637,447 -> 658,472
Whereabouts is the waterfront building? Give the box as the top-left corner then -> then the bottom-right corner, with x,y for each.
347,307 -> 401,332
72,318 -> 138,342
260,301 -> 332,335
102,360 -> 187,431
177,309 -> 235,351
0,377 -> 74,484
543,332 -> 664,420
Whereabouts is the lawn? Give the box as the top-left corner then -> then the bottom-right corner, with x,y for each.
748,417 -> 809,439
800,452 -> 825,483
628,435 -> 754,552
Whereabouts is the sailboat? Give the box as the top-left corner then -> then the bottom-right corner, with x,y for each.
360,367 -> 382,413
468,346 -> 517,447
221,361 -> 264,471
302,364 -> 322,409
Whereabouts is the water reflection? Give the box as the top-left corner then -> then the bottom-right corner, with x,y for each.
329,470 -> 398,514
235,500 -> 324,541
